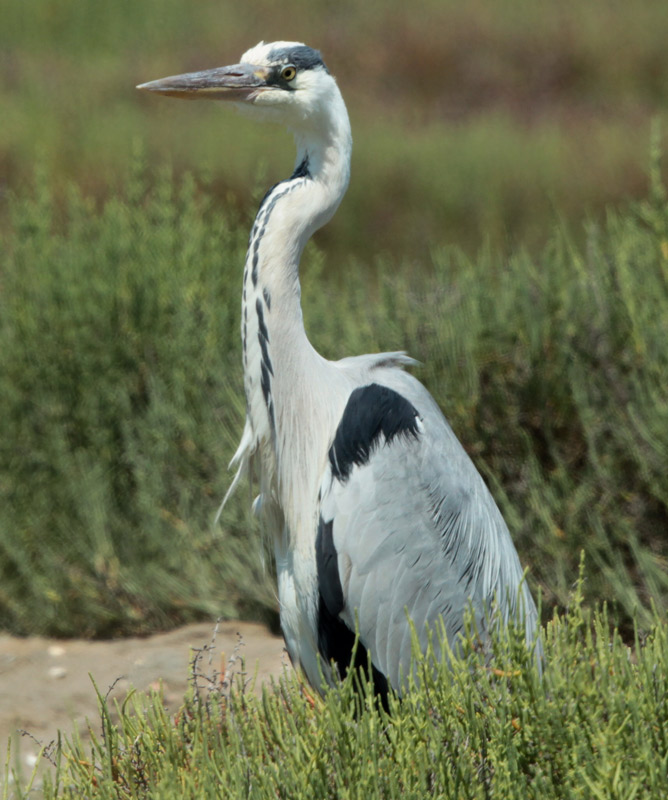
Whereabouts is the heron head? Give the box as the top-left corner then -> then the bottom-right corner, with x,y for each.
137,41 -> 339,131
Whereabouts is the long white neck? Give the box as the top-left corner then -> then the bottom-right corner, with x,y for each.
240,85 -> 352,527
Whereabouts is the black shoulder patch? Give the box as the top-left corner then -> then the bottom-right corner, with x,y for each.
329,384 -> 420,482
267,45 -> 328,73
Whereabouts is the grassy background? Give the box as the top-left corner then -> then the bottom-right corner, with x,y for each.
2,159 -> 668,640
1,0 -> 668,640
3,3 -> 668,796
9,596 -> 668,798
2,0 -> 668,258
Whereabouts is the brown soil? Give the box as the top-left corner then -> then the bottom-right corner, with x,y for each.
0,621 -> 288,789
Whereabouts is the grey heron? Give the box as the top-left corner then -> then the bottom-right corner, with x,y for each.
138,41 -> 540,702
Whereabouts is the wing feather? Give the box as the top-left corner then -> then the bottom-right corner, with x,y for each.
316,378 -> 538,693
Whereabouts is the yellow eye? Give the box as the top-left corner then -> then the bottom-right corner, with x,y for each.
281,65 -> 297,81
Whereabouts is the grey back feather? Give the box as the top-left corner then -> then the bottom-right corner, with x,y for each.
319,368 -> 539,691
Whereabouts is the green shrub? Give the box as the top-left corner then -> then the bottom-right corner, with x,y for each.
11,592 -> 668,799
0,166 -> 274,636
1,159 -> 667,637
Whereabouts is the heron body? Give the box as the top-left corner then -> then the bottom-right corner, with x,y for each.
139,42 -> 539,700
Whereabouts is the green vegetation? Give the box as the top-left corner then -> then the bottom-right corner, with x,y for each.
8,590 -> 668,798
1,150 -> 667,638
2,2 -> 668,794
0,166 -> 274,636
1,0 -> 667,258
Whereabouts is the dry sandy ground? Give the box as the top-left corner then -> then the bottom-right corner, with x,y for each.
0,621 -> 288,789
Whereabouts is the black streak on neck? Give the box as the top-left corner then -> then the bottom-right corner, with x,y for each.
256,298 -> 275,431
291,155 -> 311,179
249,158 -> 311,288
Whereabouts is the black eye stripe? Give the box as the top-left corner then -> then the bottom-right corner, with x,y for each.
267,65 -> 298,90
266,45 -> 329,74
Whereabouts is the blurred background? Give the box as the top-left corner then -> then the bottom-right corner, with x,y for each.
1,0 -> 668,640
3,0 -> 668,258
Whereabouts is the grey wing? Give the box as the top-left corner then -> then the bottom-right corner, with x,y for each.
316,376 -> 538,692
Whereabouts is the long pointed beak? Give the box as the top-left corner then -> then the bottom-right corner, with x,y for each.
137,63 -> 271,101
